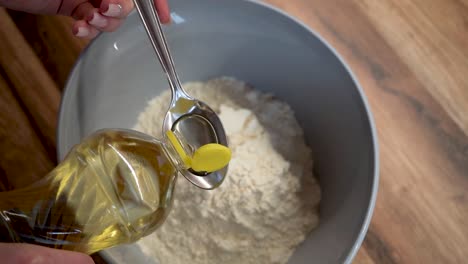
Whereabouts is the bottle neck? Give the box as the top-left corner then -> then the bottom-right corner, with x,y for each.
161,139 -> 189,172
161,130 -> 194,171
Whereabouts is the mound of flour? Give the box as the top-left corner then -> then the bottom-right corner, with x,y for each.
133,77 -> 321,264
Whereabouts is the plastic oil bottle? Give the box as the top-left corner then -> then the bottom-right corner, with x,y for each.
0,128 -> 230,254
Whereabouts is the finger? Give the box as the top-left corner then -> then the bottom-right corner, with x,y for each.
0,243 -> 94,264
73,20 -> 99,39
99,0 -> 170,23
87,9 -> 123,32
155,0 -> 171,24
99,0 -> 133,18
71,1 -> 95,20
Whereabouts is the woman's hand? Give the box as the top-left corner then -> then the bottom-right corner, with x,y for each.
0,0 -> 170,39
0,243 -> 95,264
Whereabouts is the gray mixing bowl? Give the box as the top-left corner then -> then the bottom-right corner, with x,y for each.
57,0 -> 379,263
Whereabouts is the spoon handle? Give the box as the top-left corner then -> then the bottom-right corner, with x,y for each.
133,0 -> 187,98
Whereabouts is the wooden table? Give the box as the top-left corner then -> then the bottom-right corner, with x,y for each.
1,0 -> 467,263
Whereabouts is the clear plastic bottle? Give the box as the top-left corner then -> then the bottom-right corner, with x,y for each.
0,128 -> 228,254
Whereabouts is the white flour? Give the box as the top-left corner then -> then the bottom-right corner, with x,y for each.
133,77 -> 321,264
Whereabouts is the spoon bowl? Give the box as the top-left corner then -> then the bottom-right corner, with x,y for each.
165,90 -> 229,189
133,0 -> 229,189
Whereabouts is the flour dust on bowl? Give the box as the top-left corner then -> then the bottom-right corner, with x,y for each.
57,0 -> 379,263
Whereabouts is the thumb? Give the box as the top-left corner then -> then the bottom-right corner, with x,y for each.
0,243 -> 94,264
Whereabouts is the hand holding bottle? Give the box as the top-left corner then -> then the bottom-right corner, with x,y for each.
0,243 -> 94,264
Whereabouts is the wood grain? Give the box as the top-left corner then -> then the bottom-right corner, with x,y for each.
263,0 -> 468,263
0,8 -> 61,160
0,0 -> 467,263
357,0 -> 468,134
0,72 -> 54,190
7,10 -> 89,89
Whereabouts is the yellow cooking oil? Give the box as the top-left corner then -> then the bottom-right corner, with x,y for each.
0,129 -> 178,254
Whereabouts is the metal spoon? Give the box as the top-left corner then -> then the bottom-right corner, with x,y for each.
133,0 -> 228,190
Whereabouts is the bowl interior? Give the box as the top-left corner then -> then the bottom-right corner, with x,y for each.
58,1 -> 377,263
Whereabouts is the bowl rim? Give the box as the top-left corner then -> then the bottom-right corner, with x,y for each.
246,2 -> 379,263
57,0 -> 379,263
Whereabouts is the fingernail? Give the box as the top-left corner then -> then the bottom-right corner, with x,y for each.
74,27 -> 89,37
102,4 -> 122,17
89,12 -> 108,28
